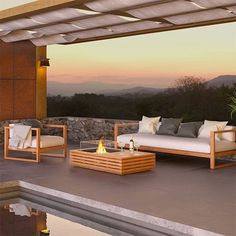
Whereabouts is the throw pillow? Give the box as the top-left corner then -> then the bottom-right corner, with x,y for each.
138,121 -> 155,134
157,118 -> 182,136
9,123 -> 24,138
142,116 -> 161,131
198,120 -> 228,140
138,116 -> 161,134
177,122 -> 203,138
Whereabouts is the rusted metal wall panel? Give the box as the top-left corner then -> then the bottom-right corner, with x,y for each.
0,41 -> 38,120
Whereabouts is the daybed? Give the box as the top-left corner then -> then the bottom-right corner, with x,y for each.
114,122 -> 236,170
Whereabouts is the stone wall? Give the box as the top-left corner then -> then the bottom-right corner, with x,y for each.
66,117 -> 138,143
0,117 -> 138,145
0,117 -> 235,161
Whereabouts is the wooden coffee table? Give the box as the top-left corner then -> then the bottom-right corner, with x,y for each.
70,148 -> 156,175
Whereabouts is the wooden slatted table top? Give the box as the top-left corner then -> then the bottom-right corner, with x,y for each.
71,148 -> 155,159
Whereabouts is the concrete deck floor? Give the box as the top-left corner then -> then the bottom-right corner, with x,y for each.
0,144 -> 235,236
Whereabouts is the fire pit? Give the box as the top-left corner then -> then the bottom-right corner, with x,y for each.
70,139 -> 156,175
79,138 -> 120,153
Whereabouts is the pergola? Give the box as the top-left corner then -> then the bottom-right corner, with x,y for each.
0,0 -> 236,120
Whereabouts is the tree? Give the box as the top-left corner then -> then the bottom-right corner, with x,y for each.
174,76 -> 206,92
229,89 -> 236,118
47,77 -> 236,125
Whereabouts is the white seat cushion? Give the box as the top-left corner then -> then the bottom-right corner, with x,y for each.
117,133 -> 236,154
31,135 -> 64,148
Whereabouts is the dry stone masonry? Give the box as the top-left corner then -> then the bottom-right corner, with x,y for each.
0,117 -> 138,145
0,117 -> 235,161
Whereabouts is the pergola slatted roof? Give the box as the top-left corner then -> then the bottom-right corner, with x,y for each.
0,0 -> 235,46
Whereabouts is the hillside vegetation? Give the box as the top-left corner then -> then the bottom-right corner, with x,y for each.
48,77 -> 236,124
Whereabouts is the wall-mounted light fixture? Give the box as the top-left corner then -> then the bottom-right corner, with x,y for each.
40,57 -> 50,67
40,229 -> 50,236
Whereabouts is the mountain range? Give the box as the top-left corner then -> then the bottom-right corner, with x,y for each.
48,75 -> 236,96
206,75 -> 236,88
48,81 -> 133,96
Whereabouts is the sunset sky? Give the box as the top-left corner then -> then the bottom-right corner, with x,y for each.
48,22 -> 236,87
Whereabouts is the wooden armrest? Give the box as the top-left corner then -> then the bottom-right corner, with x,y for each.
32,128 -> 40,131
114,122 -> 139,142
114,122 -> 139,128
210,129 -> 236,145
43,124 -> 67,143
5,127 -> 39,132
210,129 -> 236,157
43,124 -> 66,129
211,129 -> 236,134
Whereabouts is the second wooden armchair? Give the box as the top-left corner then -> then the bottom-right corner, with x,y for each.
4,124 -> 67,163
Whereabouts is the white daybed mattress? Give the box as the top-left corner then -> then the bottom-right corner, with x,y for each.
117,133 -> 236,154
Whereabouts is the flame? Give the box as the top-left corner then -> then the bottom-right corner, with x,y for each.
96,138 -> 107,154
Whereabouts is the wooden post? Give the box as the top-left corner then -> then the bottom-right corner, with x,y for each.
114,124 -> 118,148
36,46 -> 47,119
36,128 -> 41,162
4,127 -> 9,159
210,131 -> 216,170
63,125 -> 67,158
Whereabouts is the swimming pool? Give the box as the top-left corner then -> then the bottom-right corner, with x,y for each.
0,181 -> 222,236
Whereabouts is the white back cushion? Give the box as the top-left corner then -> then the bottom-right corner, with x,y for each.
198,120 -> 228,140
138,116 -> 161,134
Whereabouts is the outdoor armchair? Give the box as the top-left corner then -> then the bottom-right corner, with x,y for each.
4,124 -> 67,163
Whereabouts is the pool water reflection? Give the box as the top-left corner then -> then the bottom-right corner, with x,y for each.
1,203 -> 110,236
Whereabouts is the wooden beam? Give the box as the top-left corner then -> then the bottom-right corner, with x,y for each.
0,0 -> 235,46
63,16 -> 236,45
0,0 -> 173,27
2,0 -> 235,33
